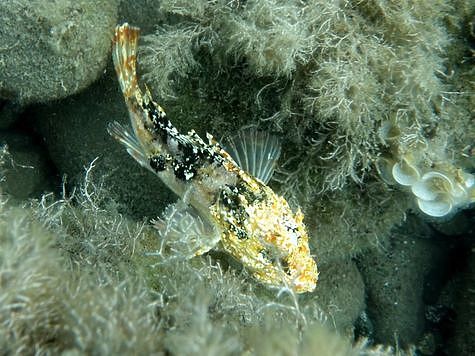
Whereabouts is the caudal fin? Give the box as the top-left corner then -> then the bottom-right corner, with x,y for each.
112,23 -> 140,98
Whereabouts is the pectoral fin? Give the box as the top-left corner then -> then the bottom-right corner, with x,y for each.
152,200 -> 221,259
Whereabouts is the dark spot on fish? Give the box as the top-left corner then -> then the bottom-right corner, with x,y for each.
150,155 -> 167,172
280,258 -> 291,275
219,186 -> 249,239
143,101 -> 171,143
236,181 -> 265,205
172,159 -> 196,181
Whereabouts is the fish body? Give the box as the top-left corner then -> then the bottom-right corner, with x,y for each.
109,23 -> 318,293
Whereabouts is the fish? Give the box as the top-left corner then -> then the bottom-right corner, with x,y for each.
108,23 -> 318,293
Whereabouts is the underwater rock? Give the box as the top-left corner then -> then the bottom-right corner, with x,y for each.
0,0 -> 118,104
357,217 -> 442,347
447,243 -> 475,355
305,182 -> 410,265
312,260 -> 365,336
430,211 -> 472,236
0,131 -> 53,199
31,68 -> 175,218
118,0 -> 163,35
0,101 -> 23,129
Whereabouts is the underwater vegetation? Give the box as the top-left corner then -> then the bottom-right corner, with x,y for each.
0,0 -> 474,354
138,0 -> 474,210
0,153 -> 413,355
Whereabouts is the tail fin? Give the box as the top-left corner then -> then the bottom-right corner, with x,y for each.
112,23 -> 140,98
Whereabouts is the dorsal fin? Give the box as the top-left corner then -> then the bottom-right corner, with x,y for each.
224,127 -> 281,184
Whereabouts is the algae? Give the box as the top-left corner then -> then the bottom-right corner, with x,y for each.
0,154 -> 406,355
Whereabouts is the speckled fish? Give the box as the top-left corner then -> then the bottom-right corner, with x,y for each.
108,23 -> 318,293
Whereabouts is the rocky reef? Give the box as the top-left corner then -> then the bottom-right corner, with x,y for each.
0,0 -> 474,354
0,0 -> 119,104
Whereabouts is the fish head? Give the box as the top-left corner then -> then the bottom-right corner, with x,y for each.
245,193 -> 318,293
214,183 -> 318,294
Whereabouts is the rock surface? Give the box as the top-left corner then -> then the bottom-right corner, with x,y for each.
0,0 -> 118,104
